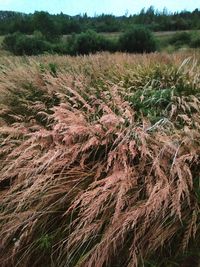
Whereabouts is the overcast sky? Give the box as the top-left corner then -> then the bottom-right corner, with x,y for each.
0,0 -> 199,15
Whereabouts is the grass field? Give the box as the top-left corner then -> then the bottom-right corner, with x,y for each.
0,35 -> 4,45
0,52 -> 200,267
100,30 -> 200,52
62,30 -> 184,41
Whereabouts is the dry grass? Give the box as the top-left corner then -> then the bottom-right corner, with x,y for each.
0,52 -> 200,267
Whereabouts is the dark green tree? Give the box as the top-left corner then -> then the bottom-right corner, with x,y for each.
119,25 -> 157,53
32,11 -> 60,41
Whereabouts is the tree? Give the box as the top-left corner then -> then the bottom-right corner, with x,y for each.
32,11 -> 60,41
169,31 -> 191,47
119,25 -> 157,53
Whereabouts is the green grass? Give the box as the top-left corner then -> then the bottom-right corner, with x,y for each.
0,35 -> 4,44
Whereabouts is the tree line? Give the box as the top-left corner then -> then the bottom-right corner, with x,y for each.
1,7 -> 200,56
0,7 -> 200,35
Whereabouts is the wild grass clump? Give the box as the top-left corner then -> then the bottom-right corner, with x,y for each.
0,52 -> 200,267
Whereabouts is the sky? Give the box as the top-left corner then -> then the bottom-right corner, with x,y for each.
0,0 -> 199,16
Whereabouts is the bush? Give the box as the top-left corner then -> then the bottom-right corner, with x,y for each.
2,31 -> 118,56
190,34 -> 200,48
119,25 -> 157,53
2,32 -> 52,55
71,30 -> 117,55
1,32 -> 20,53
15,36 -> 51,55
169,31 -> 191,47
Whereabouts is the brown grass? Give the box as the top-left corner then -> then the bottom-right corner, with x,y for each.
0,52 -> 200,267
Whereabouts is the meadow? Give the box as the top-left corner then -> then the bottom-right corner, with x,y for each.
0,51 -> 200,267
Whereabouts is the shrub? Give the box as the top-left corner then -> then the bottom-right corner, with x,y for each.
119,25 -> 157,53
99,36 -> 119,52
15,36 -> 51,55
1,32 -> 20,53
169,31 -> 191,47
50,42 -> 69,54
73,30 -> 100,55
2,32 -> 52,55
72,30 -> 117,55
190,33 -> 200,48
33,30 -> 46,40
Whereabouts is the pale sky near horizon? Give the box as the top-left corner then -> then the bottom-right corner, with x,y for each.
0,0 -> 199,16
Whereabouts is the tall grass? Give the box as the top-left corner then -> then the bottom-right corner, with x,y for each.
0,52 -> 200,267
